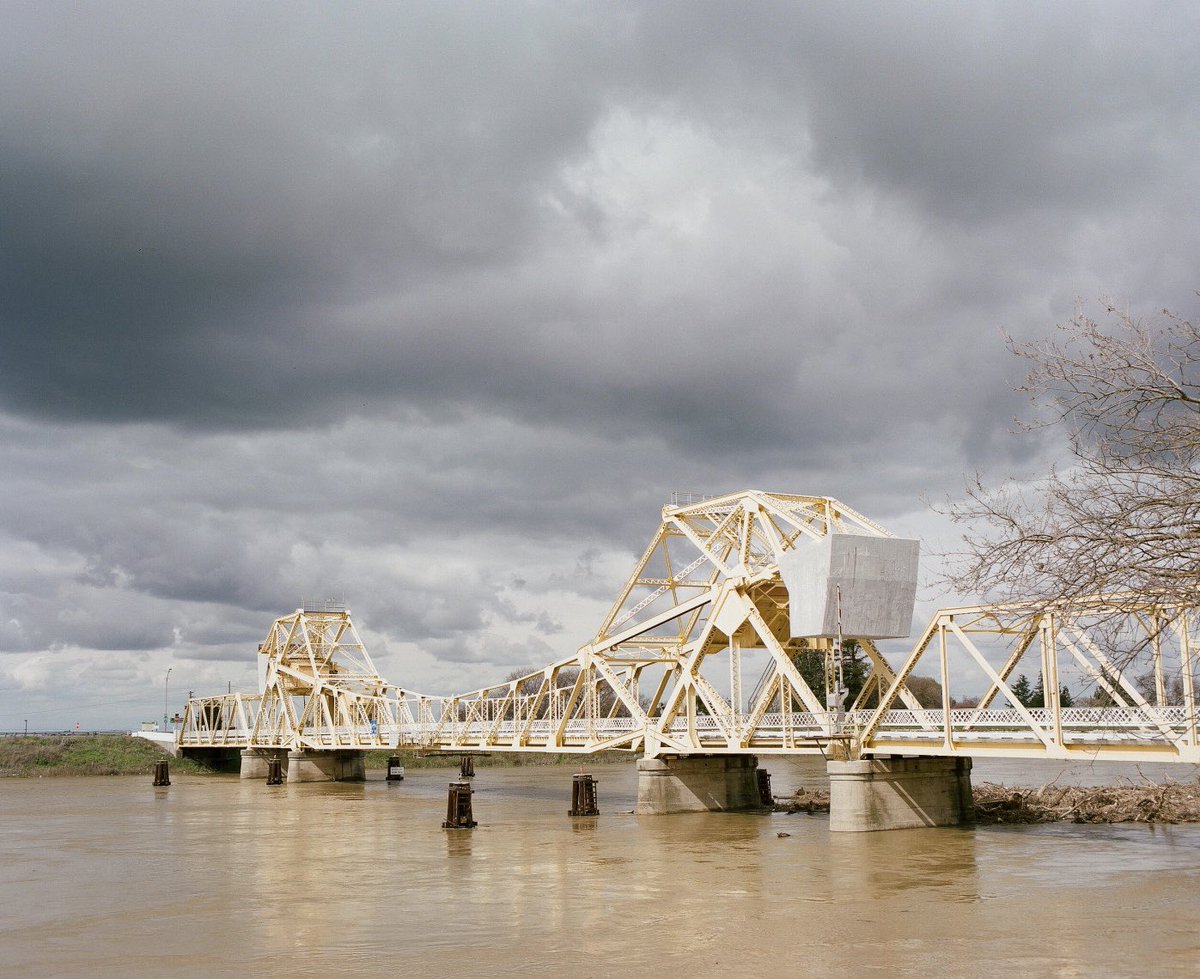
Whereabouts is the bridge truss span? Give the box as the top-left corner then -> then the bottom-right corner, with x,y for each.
178,491 -> 1200,767
179,608 -> 421,753
859,597 -> 1200,762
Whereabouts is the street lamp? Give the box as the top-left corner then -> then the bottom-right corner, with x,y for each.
163,667 -> 172,731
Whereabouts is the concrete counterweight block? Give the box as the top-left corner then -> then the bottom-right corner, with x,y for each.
828,757 -> 973,832
635,755 -> 765,814
285,750 -> 367,782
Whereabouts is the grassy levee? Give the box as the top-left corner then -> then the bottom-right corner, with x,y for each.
0,734 -> 215,777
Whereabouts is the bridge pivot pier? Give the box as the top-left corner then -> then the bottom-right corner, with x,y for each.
828,757 -> 973,832
635,755 -> 765,814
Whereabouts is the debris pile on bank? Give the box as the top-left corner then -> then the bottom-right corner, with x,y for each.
773,788 -> 830,814
972,781 -> 1200,825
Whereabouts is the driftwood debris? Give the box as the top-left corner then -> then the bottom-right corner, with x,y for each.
972,780 -> 1200,825
773,788 -> 831,814
771,781 -> 1200,824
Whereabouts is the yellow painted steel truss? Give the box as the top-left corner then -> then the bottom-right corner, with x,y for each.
178,491 -> 1200,764
857,597 -> 1199,762
179,608 -> 415,752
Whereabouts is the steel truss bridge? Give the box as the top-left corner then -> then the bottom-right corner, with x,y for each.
179,490 -> 1200,765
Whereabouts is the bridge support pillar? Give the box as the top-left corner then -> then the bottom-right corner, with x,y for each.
635,755 -> 764,814
828,757 -> 973,832
286,750 -> 366,782
240,749 -> 285,780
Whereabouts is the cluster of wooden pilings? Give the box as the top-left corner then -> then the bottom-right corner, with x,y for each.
154,753 -> 791,828
152,753 -> 609,830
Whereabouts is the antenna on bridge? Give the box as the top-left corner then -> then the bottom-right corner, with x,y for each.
669,491 -> 715,507
300,597 -> 348,613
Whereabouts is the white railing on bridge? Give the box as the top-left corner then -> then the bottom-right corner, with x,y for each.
178,701 -> 1198,758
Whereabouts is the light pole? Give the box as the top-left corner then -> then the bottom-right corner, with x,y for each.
163,667 -> 172,731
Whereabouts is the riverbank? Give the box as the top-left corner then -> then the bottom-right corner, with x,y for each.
0,735 -> 213,777
771,781 -> 1200,824
972,780 -> 1200,824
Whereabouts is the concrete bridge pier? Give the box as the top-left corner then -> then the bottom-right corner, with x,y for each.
635,755 -> 764,814
286,750 -> 366,782
828,756 -> 973,832
240,749 -> 288,780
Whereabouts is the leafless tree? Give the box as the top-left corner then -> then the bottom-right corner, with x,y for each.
942,299 -> 1200,606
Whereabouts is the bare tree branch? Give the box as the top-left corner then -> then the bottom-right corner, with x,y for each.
940,298 -> 1200,606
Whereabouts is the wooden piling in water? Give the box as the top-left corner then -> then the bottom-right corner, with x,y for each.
386,755 -> 405,782
266,758 -> 283,785
569,773 -> 599,816
443,780 -> 477,829
459,755 -> 475,778
756,768 -> 772,807
152,759 -> 170,787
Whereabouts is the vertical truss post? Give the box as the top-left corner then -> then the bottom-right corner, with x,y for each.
1152,613 -> 1166,707
729,635 -> 742,731
1181,613 -> 1197,748
938,618 -> 953,750
1043,611 -> 1063,748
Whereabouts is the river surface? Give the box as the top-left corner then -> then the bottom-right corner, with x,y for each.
2,757 -> 1199,977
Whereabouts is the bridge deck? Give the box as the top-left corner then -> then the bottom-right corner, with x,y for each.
178,705 -> 1200,763
176,494 -> 1200,768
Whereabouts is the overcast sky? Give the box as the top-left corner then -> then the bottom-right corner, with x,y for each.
2,1 -> 1198,730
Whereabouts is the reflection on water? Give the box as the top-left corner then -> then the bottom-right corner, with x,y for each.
445,829 -> 474,858
1,760 -> 1199,977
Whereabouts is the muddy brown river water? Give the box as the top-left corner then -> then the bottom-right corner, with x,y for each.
2,757 -> 1199,977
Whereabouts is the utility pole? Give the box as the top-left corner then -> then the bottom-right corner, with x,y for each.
24,719 -> 28,735
163,667 -> 172,731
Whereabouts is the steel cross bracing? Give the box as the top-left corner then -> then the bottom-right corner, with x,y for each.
179,608 -> 416,752
178,491 -> 1200,765
402,491 -> 907,757
855,596 -> 1200,762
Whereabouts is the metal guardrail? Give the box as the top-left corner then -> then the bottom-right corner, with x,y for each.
177,706 -> 1195,756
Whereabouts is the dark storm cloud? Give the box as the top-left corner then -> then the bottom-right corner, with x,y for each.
0,1 -> 609,425
3,1 -> 1193,448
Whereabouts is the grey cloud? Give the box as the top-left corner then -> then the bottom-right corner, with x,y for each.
2,1 -> 1192,451
2,2 -> 1199,726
